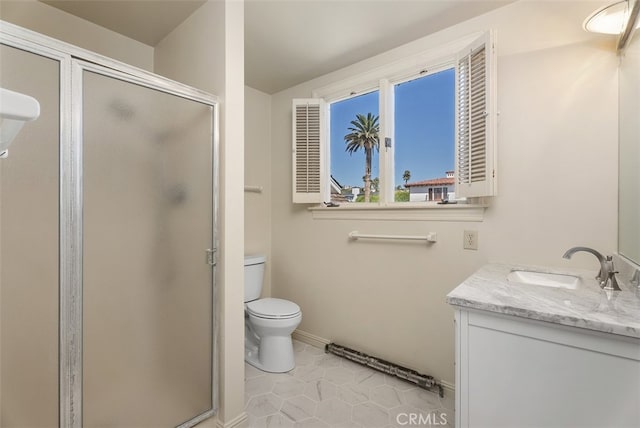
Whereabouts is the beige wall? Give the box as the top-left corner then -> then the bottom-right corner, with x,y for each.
269,0 -> 618,388
0,0 -> 153,71
155,1 -> 246,426
154,1 -> 224,95
245,86 -> 272,297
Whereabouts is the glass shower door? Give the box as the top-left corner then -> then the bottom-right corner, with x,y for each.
81,67 -> 214,427
0,43 -> 60,428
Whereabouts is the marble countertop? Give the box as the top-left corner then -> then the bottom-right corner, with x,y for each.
446,263 -> 640,339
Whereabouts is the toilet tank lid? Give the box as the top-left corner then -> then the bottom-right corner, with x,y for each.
244,255 -> 266,266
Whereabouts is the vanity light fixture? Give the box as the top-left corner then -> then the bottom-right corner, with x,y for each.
619,0 -> 640,50
584,0 -> 640,52
583,0 -> 633,34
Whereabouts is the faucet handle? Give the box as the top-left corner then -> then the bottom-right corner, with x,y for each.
603,270 -> 622,291
597,255 -> 616,282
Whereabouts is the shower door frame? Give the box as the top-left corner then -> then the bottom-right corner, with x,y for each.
0,21 -> 220,428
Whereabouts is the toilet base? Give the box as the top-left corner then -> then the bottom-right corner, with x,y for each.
245,327 -> 296,373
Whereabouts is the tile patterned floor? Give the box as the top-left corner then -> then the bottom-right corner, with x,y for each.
244,341 -> 454,427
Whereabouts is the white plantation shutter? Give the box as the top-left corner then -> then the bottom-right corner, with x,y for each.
292,99 -> 327,203
455,32 -> 497,198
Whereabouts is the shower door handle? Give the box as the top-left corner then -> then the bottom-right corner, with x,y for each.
206,248 -> 217,266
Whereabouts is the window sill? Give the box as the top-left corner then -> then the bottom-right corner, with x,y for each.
308,203 -> 487,221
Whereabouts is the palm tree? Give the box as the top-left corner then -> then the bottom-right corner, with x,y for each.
344,113 -> 379,202
403,170 -> 411,187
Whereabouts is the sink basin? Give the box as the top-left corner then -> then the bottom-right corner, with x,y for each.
507,270 -> 580,289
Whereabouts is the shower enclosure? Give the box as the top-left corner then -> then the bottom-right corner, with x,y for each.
0,22 -> 218,427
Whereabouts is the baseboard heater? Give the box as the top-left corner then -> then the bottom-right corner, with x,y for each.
325,342 -> 443,397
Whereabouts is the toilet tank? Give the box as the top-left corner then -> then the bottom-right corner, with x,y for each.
244,255 -> 266,302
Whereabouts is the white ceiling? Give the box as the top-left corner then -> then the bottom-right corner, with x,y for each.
41,0 -> 515,94
245,0 -> 513,93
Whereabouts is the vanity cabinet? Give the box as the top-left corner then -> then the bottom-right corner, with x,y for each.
454,308 -> 640,428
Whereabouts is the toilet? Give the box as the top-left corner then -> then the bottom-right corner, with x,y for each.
244,255 -> 302,373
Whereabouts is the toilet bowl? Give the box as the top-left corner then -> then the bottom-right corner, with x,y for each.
244,256 -> 302,373
245,298 -> 302,372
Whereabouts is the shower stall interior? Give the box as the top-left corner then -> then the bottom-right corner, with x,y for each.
0,22 -> 218,428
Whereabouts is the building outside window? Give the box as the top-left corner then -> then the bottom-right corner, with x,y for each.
405,171 -> 455,202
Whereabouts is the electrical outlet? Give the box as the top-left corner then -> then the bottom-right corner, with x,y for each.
464,230 -> 478,250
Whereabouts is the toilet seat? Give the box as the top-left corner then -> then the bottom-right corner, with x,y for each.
246,298 -> 301,319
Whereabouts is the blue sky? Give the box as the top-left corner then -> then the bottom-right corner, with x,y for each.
330,68 -> 455,188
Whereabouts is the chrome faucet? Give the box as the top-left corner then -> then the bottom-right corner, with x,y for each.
563,247 -> 621,291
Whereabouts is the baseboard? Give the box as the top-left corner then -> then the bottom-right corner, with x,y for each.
440,380 -> 455,397
292,329 -> 331,349
214,412 -> 248,428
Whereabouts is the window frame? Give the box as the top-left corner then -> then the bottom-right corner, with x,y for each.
304,31 -> 495,215
320,63 -> 456,207
383,63 -> 457,205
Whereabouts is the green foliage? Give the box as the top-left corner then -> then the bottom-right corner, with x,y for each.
395,190 -> 409,202
345,113 -> 380,203
402,170 -> 411,184
355,194 -> 379,203
353,191 -> 408,202
344,113 -> 380,155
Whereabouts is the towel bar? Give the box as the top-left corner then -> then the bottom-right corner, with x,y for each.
348,230 -> 437,243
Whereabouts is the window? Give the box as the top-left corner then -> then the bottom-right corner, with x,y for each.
292,32 -> 496,206
330,91 -> 380,203
395,69 -> 455,203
